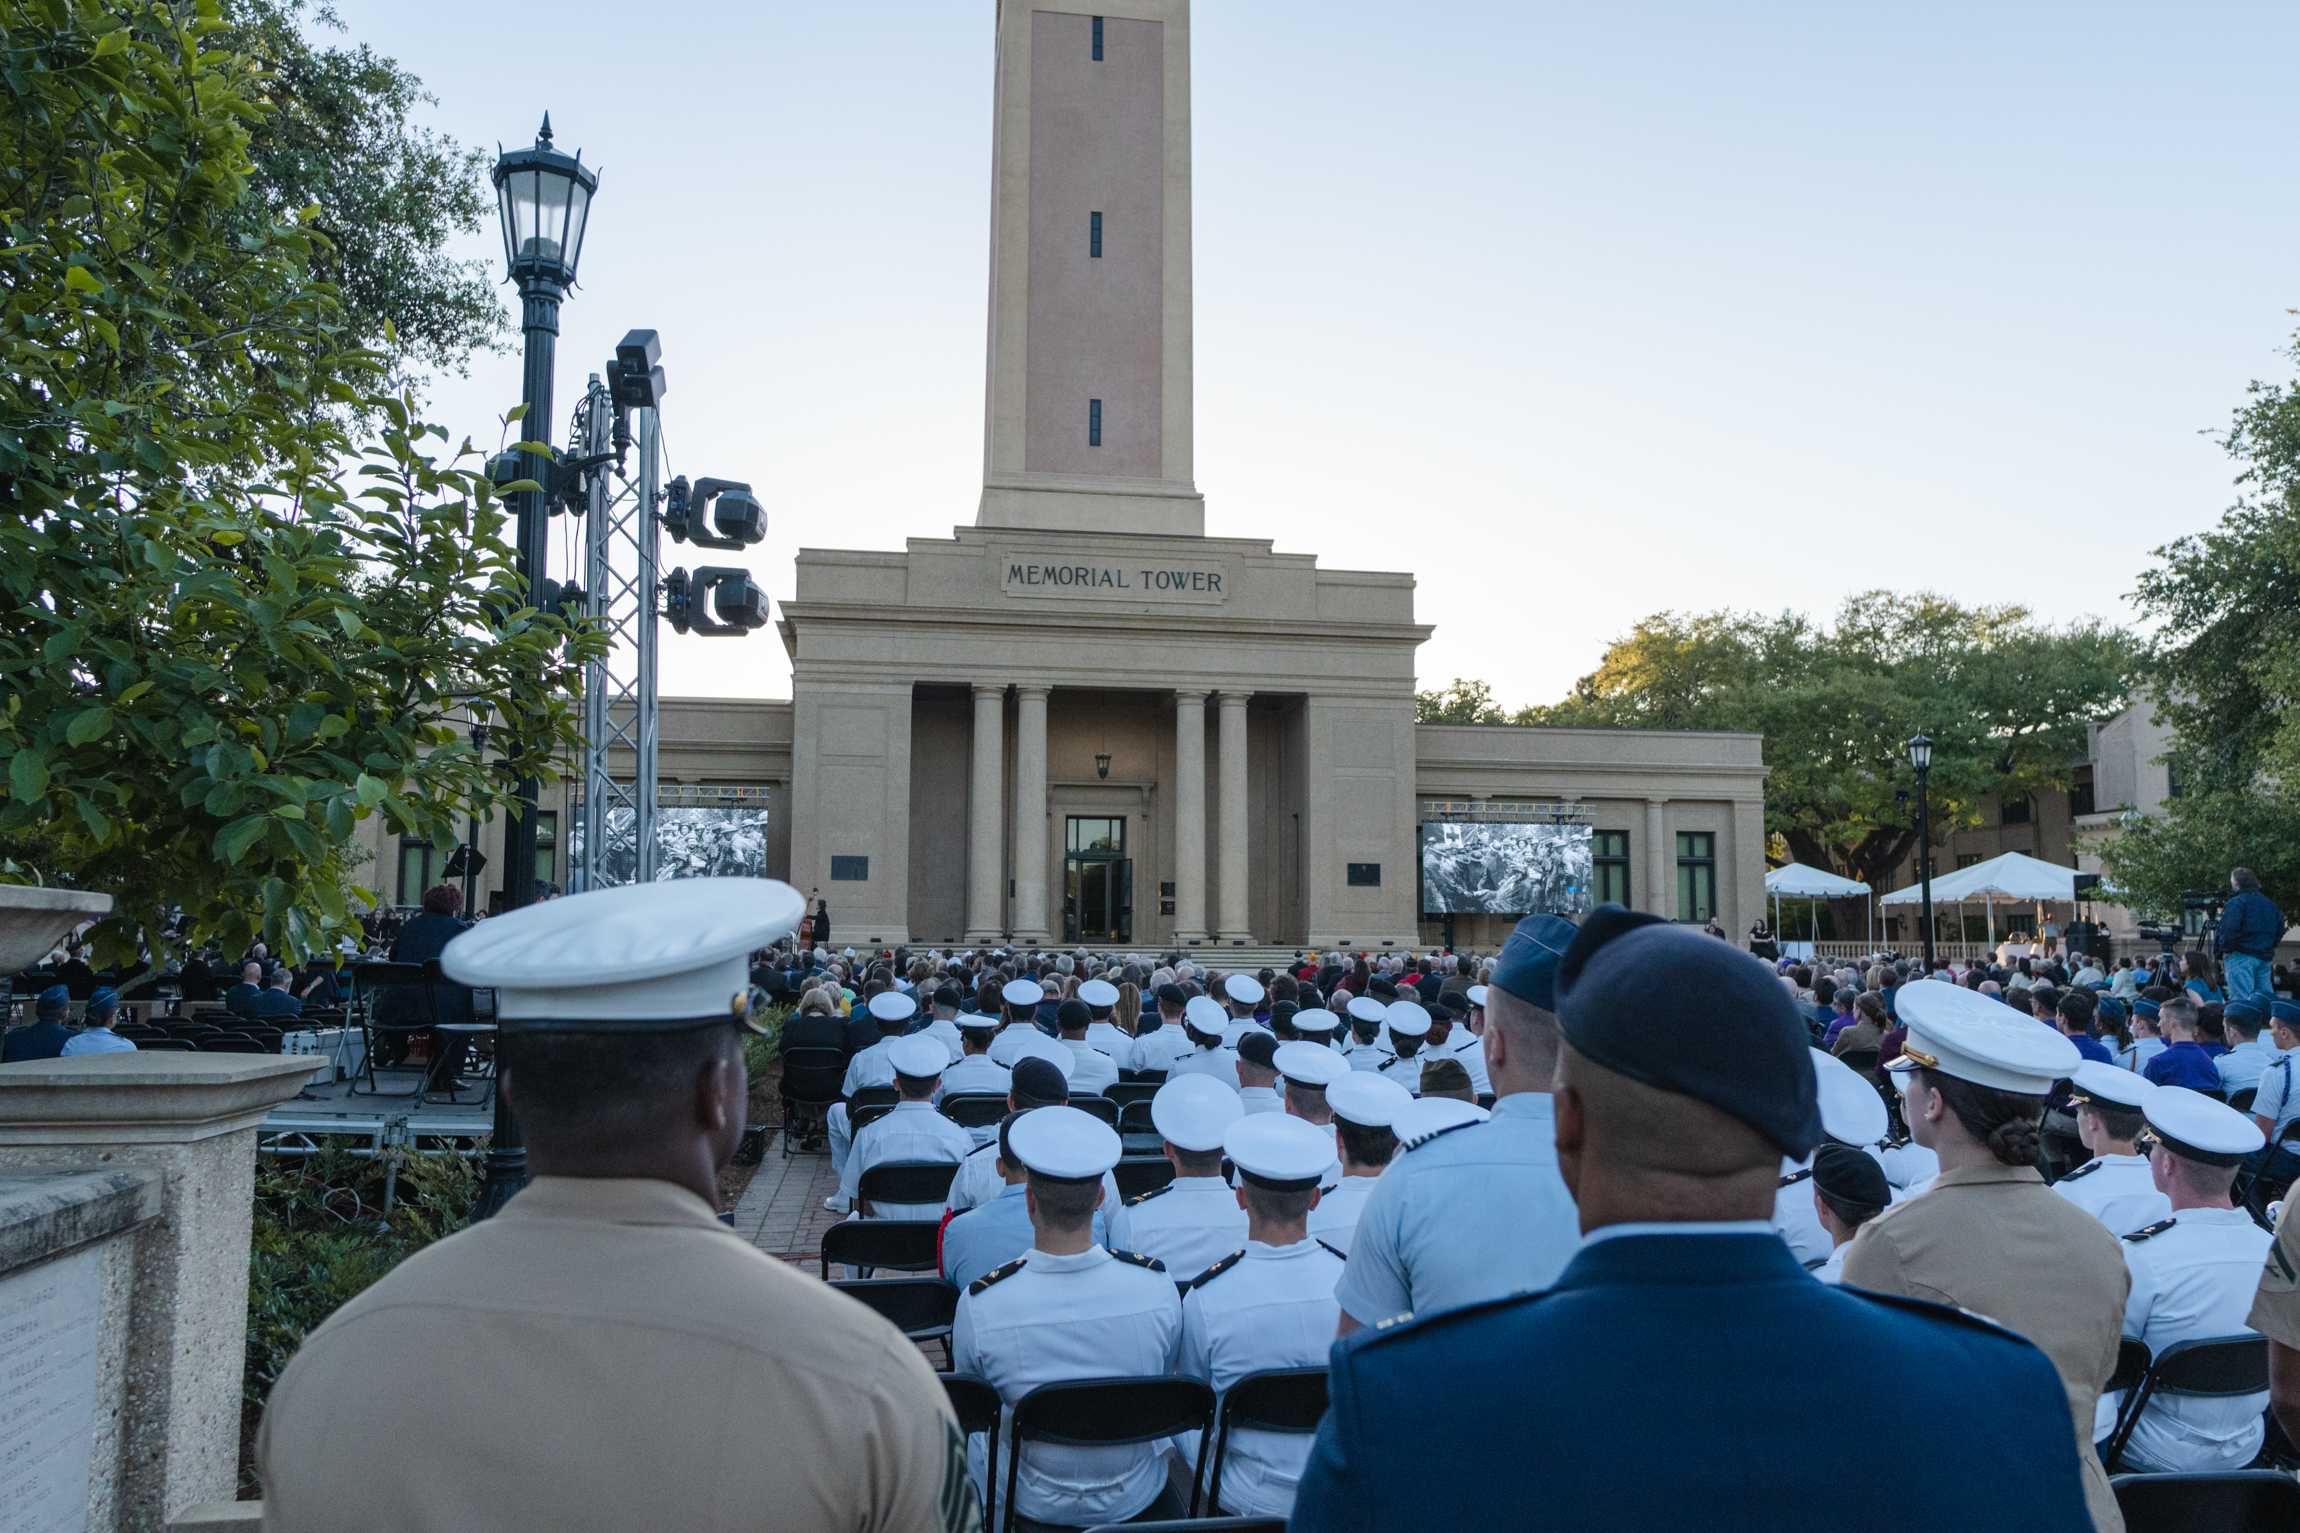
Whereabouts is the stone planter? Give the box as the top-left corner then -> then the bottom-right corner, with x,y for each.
0,885 -> 113,973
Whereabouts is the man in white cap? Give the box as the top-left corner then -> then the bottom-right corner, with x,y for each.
1176,1113 -> 1348,1521
825,989 -> 921,1178
987,977 -> 1050,1067
1290,1006 -> 1343,1052
2096,1086 -> 2271,1472
834,1034 -> 974,1219
2052,1063 -> 2171,1237
939,1011 -> 1013,1118
939,1106 -> 1111,1289
1339,995 -> 1390,1069
1425,998 -> 1491,1099
1463,983 -> 1489,1037
1052,999 -> 1119,1097
1131,983 -> 1197,1072
1107,1074 -> 1249,1280
1846,980 -> 2129,1533
1165,995 -> 1242,1090
1077,977 -> 1135,1070
1374,1000 -> 1432,1096
944,1056 -> 1117,1218
1220,971 -> 1268,1046
1275,1038 -> 1348,1182
260,879 -> 974,1533
1311,1074 -> 1413,1254
1774,1049 -> 1890,1267
953,1106 -> 1184,1527
1234,1032 -> 1284,1115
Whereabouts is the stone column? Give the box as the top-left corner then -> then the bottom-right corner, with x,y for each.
0,1053 -> 313,1529
1216,690 -> 1253,943
1012,684 -> 1053,945
1172,689 -> 1209,944
1645,798 -> 1672,919
965,683 -> 1006,940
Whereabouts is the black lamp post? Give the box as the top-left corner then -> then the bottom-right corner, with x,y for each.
474,115 -> 597,1221
1908,734 -> 1936,972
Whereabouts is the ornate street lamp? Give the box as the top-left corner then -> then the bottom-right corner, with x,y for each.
1907,734 -> 1936,972
1095,752 -> 1112,781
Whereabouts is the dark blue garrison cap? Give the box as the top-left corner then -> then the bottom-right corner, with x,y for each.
2224,996 -> 2268,1025
1555,904 -> 1822,1157
36,984 -> 68,1018
2134,997 -> 2161,1022
2275,999 -> 2300,1028
1492,913 -> 1577,1010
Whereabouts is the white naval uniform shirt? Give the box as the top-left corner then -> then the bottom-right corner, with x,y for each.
1305,1174 -> 1381,1256
839,1037 -> 898,1098
1166,1045 -> 1242,1091
1872,1139 -> 1940,1192
1374,1050 -> 1426,1097
1177,1239 -> 1347,1519
1084,1022 -> 1138,1073
991,1025 -> 1068,1072
953,1246 -> 1182,1527
1106,1174 -> 1250,1284
1058,1037 -> 1120,1096
1343,1042 -> 1387,1074
837,1100 -> 973,1217
1812,1243 -> 1851,1284
943,1138 -> 1121,1220
1772,1158 -> 1831,1267
1434,1030 -> 1492,1097
938,1052 -> 1013,1103
2096,1207 -> 2275,1472
2051,1154 -> 2172,1237
1238,1085 -> 1282,1117
1130,1024 -> 1196,1072
918,1016 -> 965,1065
1222,1016 -> 1270,1048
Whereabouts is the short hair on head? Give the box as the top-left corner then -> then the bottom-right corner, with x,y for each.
1559,1044 -> 1777,1185
1337,1117 -> 1396,1168
1484,983 -> 1562,1065
1028,1172 -> 1100,1231
421,882 -> 464,916
2158,995 -> 2198,1034
1418,1057 -> 1474,1101
2232,866 -> 2260,890
2082,1100 -> 2145,1143
1170,1145 -> 1225,1176
1241,1180 -> 1317,1224
1282,1080 -> 1330,1120
503,1022 -> 735,1147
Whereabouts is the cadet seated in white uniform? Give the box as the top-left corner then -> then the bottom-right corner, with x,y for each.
939,1013 -> 1014,1138
2053,1061 -> 2172,1236
1339,996 -> 1390,1069
987,978 -> 1054,1067
1234,1032 -> 1284,1115
1775,1048 -> 1891,1267
1107,1073 -> 1249,1282
940,1109 -> 1111,1289
1373,1000 -> 1433,1096
2097,1086 -> 2273,1472
1307,1073 -> 1413,1255
826,990 -> 920,1175
1808,1144 -> 1891,1284
1425,998 -> 1492,1098
831,1035 -> 974,1219
1274,1039 -> 1350,1185
953,1106 -> 1185,1529
1165,996 -> 1242,1090
1219,972 -> 1268,1047
1052,999 -> 1119,1096
1176,1113 -> 1348,1520
1078,978 -> 1136,1072
1130,983 -> 1198,1073
1288,1007 -> 1344,1055
944,1055 -> 1119,1217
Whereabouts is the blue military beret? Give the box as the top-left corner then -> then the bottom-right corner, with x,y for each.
1555,904 -> 1822,1158
2134,997 -> 2161,1021
37,983 -> 69,1016
2270,999 -> 2300,1028
1492,913 -> 1577,1011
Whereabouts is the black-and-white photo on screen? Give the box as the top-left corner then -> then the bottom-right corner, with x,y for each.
1419,822 -> 1593,916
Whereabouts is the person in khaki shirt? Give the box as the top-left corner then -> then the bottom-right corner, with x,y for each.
2251,1193 -> 2300,1448
1846,981 -> 2128,1533
260,878 -> 978,1533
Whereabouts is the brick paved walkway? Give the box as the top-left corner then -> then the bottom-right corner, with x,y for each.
731,1130 -> 848,1268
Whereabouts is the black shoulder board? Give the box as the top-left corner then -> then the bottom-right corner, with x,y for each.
1403,1118 -> 1480,1154
1778,1168 -> 1813,1189
1108,1247 -> 1167,1273
1185,1249 -> 1245,1291
2057,1160 -> 2101,1183
2124,1217 -> 2178,1243
1124,1183 -> 1171,1207
967,1257 -> 1027,1296
1317,1239 -> 1349,1262
964,1138 -> 998,1160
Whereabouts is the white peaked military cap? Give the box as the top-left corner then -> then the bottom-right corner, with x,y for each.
2143,1085 -> 2265,1164
1384,1000 -> 1433,1039
1327,1072 -> 1414,1129
1078,978 -> 1121,1007
1001,977 -> 1045,1008
956,1011 -> 999,1033
1274,1040 -> 1349,1089
887,1035 -> 946,1080
1809,1048 -> 1888,1146
1885,982 -> 2080,1096
1467,985 -> 1489,1008
2068,1060 -> 2154,1112
1151,1073 -> 1246,1150
1392,1096 -> 1489,1143
1224,1113 -> 1335,1190
441,876 -> 802,1031
1291,1007 -> 1342,1038
1183,995 -> 1231,1037
1008,1104 -> 1122,1180
867,990 -> 918,1023
1345,995 -> 1388,1026
1223,972 -> 1266,1006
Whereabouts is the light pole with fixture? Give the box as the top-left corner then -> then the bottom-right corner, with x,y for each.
1907,734 -> 1936,972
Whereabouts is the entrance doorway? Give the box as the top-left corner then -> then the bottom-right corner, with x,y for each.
1063,816 -> 1131,944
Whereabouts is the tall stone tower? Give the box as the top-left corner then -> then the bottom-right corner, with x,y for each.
978,1 -> 1204,535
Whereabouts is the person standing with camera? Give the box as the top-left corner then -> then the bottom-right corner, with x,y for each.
2219,868 -> 2287,1009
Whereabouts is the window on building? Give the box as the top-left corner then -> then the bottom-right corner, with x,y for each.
2001,794 -> 2032,825
1088,397 -> 1102,446
397,837 -> 436,907
1092,15 -> 1104,59
1675,832 -> 1715,923
2166,758 -> 2185,799
1592,830 -> 1630,906
2070,767 -> 2096,819
1090,210 -> 1102,258
535,810 -> 558,891
1957,852 -> 1983,869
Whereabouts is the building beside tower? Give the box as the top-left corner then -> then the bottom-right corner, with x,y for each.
366,1 -> 1769,954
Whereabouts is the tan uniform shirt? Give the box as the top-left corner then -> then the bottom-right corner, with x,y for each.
1843,1163 -> 2129,1533
259,1177 -> 976,1533
2249,1194 -> 2300,1348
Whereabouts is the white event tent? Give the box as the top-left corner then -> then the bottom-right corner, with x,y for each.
1877,850 -> 2083,947
1764,862 -> 1873,946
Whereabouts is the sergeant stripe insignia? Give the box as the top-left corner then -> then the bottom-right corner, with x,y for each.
2057,1161 -> 2101,1182
1124,1184 -> 1171,1207
1778,1168 -> 1813,1189
2123,1217 -> 2178,1243
1108,1247 -> 1167,1272
967,1256 -> 1027,1295
1185,1250 -> 1245,1290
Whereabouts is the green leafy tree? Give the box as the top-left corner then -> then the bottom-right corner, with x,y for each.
1414,677 -> 1508,724
0,0 -> 597,971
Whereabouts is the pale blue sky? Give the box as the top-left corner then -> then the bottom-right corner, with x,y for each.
333,0 -> 2300,706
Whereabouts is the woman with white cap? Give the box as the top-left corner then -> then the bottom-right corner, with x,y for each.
1844,982 -> 2130,1533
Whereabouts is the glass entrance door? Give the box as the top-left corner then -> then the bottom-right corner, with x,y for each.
1063,817 -> 1130,944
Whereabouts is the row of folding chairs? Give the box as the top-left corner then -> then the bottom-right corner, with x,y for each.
2112,1472 -> 2300,1532
936,1368 -> 1317,1533
2099,1333 -> 2287,1475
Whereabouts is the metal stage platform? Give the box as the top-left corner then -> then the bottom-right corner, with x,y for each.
259,1074 -> 496,1159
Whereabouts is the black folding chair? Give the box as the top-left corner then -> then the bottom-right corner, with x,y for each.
1194,1366 -> 1330,1516
1087,1521 -> 1284,1533
2111,1470 -> 2300,1532
1114,1156 -> 1174,1201
199,1035 -> 270,1053
855,1160 -> 959,1216
347,961 -> 435,1098
1071,1095 -> 1119,1127
779,1045 -> 847,1155
134,1037 -> 194,1052
2229,1087 -> 2258,1114
941,1373 -> 1003,1533
848,1085 -> 900,1133
1004,1377 -> 1215,1531
941,1092 -> 1010,1130
830,1278 -> 959,1362
1116,1099 -> 1157,1135
2101,1335 -> 2153,1447
819,1219 -> 941,1279
1104,1081 -> 1159,1111
2102,1336 -> 2268,1472
238,1025 -> 286,1053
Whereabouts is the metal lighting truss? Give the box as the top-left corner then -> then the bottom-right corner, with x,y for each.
574,374 -> 662,890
